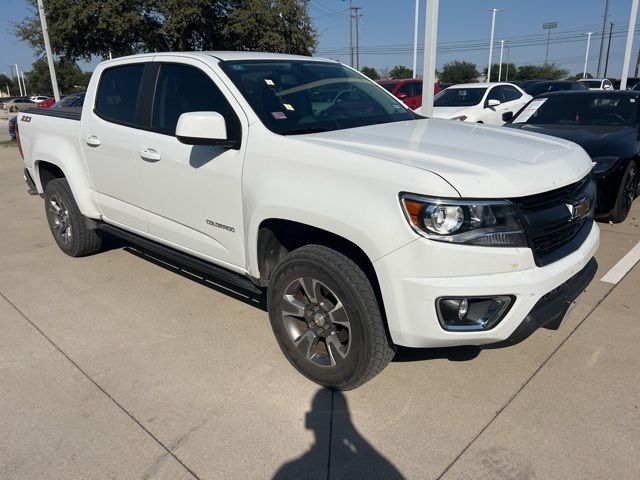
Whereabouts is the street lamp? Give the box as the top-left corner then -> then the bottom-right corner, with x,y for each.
505,44 -> 511,81
413,0 -> 419,78
486,8 -> 503,83
583,32 -> 594,79
498,40 -> 505,81
543,21 -> 558,64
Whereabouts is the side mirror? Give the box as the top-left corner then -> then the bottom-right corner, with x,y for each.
487,99 -> 501,108
502,111 -> 514,122
176,112 -> 237,148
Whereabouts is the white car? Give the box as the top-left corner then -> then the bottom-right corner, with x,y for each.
578,78 -> 614,90
417,82 -> 531,125
30,96 -> 50,103
15,52 -> 598,389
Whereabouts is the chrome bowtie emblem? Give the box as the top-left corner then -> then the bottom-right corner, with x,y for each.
566,196 -> 590,220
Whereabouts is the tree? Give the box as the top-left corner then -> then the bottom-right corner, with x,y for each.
566,72 -> 593,81
388,65 -> 413,79
0,74 -> 20,96
25,59 -> 91,95
482,63 -> 517,82
13,0 -> 317,61
361,66 -> 379,80
514,63 -> 569,81
222,0 -> 316,55
439,61 -> 479,84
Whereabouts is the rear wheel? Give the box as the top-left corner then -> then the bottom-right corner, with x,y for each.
9,106 -> 17,112
610,161 -> 638,223
44,178 -> 102,256
267,245 -> 395,390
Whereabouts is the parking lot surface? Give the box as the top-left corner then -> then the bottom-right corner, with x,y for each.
1,144 -> 639,479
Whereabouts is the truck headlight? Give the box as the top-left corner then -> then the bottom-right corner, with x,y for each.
400,194 -> 527,247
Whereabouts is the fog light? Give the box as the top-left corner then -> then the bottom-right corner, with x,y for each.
436,296 -> 515,331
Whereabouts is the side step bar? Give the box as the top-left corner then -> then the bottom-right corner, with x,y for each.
98,223 -> 263,295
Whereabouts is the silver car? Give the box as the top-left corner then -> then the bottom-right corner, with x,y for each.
3,98 -> 36,112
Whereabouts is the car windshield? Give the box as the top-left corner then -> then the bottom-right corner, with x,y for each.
433,87 -> 487,107
513,95 -> 638,126
219,60 -> 416,135
582,80 -> 602,88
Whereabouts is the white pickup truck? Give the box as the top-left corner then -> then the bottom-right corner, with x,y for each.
17,52 -> 599,389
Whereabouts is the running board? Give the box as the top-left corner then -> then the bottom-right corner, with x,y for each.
98,223 -> 262,294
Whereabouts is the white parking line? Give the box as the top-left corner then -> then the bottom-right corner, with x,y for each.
600,241 -> 640,284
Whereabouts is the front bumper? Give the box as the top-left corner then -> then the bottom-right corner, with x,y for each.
374,221 -> 600,348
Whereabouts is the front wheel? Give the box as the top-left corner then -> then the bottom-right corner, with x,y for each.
267,245 -> 395,390
610,161 -> 638,223
9,106 -> 17,112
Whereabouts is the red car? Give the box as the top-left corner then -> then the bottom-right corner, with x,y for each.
37,97 -> 56,108
377,79 -> 442,110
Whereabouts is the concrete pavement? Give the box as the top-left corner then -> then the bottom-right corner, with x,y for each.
1,144 -> 639,479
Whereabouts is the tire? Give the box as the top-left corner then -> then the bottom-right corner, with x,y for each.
267,245 -> 395,390
610,161 -> 638,223
44,178 -> 102,257
9,106 -> 17,112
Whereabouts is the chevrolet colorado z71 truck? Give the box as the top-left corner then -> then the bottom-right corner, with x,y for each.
17,52 -> 599,389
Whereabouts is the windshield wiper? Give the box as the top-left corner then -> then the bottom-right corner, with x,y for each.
280,127 -> 332,135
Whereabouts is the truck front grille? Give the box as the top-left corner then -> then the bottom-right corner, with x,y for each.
512,175 -> 595,267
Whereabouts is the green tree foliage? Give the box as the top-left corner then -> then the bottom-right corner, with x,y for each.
389,65 -> 413,79
360,66 -> 380,80
514,63 -> 569,81
439,61 -> 480,84
0,74 -> 21,96
25,59 -> 91,95
222,0 -> 316,54
13,0 -> 317,61
482,63 -> 517,81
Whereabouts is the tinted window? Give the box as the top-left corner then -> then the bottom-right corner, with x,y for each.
503,85 -> 522,101
152,64 -> 240,140
220,60 -> 415,135
514,94 -> 639,126
434,87 -> 487,107
379,83 -> 397,92
397,83 -> 419,97
582,80 -> 602,88
487,86 -> 504,103
96,64 -> 144,124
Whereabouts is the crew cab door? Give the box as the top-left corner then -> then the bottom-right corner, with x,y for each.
81,62 -> 148,232
134,59 -> 247,269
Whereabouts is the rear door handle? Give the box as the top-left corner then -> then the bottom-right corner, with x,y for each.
85,135 -> 101,147
139,148 -> 161,162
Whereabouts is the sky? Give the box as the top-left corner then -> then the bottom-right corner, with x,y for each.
0,0 -> 639,80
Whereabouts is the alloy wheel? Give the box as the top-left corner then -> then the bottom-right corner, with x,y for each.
281,277 -> 351,368
49,194 -> 72,245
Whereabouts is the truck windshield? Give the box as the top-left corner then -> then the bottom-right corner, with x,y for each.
220,60 -> 417,135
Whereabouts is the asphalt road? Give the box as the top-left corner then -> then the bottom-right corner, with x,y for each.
1,144 -> 639,479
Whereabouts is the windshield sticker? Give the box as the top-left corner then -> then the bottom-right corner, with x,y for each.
283,103 -> 295,111
512,98 -> 548,123
392,103 -> 404,109
230,64 -> 244,70
271,111 -> 287,120
264,79 -> 275,86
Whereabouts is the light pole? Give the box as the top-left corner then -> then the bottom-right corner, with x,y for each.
37,0 -> 60,101
342,0 -> 353,67
621,0 -> 639,90
421,0 -> 439,116
498,40 -> 505,81
543,21 -> 558,64
583,32 -> 593,79
14,64 -> 23,96
505,44 -> 510,81
597,0 -> 610,77
486,8 -> 503,83
413,0 -> 419,77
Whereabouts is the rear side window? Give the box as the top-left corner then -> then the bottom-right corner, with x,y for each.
95,64 -> 144,125
151,64 -> 240,140
503,85 -> 522,101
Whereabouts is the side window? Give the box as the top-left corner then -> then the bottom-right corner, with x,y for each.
503,85 -> 522,102
486,86 -> 504,103
152,63 -> 241,140
397,83 -> 416,97
95,64 -> 144,125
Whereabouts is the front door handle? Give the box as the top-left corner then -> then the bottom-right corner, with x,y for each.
139,148 -> 161,162
85,135 -> 101,147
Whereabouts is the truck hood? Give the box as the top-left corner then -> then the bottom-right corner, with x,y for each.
296,118 -> 592,198
431,106 -> 472,119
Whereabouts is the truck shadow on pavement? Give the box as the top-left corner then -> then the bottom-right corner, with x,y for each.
273,389 -> 405,480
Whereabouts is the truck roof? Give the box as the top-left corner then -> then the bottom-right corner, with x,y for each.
100,51 -> 336,64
